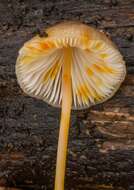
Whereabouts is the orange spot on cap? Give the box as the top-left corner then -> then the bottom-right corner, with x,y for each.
40,41 -> 55,50
81,33 -> 90,48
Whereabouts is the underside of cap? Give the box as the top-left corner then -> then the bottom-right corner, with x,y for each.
16,21 -> 126,110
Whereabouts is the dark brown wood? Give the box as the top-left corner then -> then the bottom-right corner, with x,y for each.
0,0 -> 134,190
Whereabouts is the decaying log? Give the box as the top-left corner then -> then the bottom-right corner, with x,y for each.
0,0 -> 134,190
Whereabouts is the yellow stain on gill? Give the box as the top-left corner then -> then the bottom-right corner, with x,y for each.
92,64 -> 104,73
86,71 -> 104,100
20,56 -> 35,64
103,66 -> 115,74
42,70 -> 50,83
92,63 -> 115,74
100,53 -> 108,59
94,41 -> 103,50
92,76 -> 102,86
77,84 -> 89,104
81,32 -> 90,48
26,45 -> 43,53
76,83 -> 101,103
51,62 -> 60,80
43,60 -> 60,82
86,68 -> 94,76
87,84 -> 99,100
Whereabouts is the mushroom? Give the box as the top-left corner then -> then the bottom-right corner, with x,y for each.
16,21 -> 126,190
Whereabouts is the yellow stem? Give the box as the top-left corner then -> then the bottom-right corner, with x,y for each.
54,47 -> 72,190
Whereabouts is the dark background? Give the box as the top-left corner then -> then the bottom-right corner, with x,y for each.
0,0 -> 134,190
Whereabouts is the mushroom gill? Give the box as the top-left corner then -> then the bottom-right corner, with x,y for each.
16,22 -> 126,110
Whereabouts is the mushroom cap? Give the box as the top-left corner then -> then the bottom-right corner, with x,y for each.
16,21 -> 126,110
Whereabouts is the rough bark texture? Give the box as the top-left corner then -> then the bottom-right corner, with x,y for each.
0,0 -> 134,190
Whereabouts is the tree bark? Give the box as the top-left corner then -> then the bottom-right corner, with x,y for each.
0,0 -> 134,190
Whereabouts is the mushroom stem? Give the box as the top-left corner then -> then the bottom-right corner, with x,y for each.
54,47 -> 72,190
